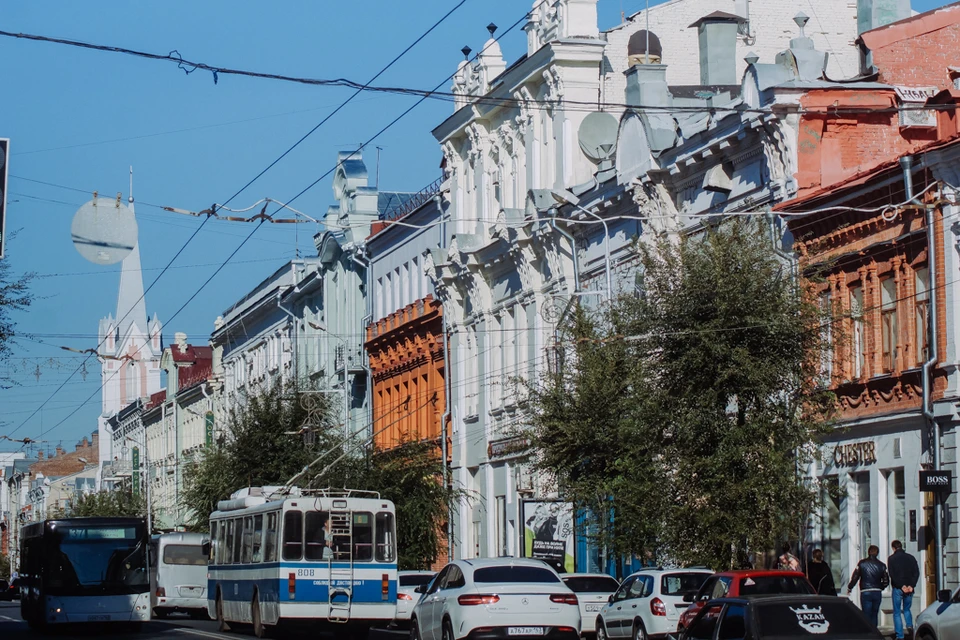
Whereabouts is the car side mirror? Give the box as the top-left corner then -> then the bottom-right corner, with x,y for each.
682,593 -> 694,603
938,589 -> 952,603
415,584 -> 427,594
608,594 -> 613,603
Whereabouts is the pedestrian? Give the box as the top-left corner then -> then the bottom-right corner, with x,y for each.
888,540 -> 920,640
807,549 -> 837,596
846,545 -> 890,628
778,542 -> 801,571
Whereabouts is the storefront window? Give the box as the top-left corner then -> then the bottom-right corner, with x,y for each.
820,477 -> 843,586
856,473 -> 872,558
888,469 -> 906,543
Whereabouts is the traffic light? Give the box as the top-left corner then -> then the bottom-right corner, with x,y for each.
0,138 -> 7,259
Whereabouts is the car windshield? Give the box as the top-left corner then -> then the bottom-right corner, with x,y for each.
756,601 -> 879,638
400,574 -> 436,587
739,576 -> 814,596
564,576 -> 620,593
661,572 -> 710,596
474,566 -> 561,583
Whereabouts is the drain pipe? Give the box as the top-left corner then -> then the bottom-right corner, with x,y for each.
351,248 -> 373,438
902,155 -> 942,593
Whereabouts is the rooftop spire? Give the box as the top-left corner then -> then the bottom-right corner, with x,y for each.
116,167 -> 147,340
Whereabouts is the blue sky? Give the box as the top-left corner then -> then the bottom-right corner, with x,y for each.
0,0 -> 952,454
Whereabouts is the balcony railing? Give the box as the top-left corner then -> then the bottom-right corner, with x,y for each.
379,176 -> 443,222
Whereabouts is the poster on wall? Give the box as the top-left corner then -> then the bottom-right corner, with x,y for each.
521,500 -> 575,573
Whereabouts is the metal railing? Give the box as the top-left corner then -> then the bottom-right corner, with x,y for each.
379,176 -> 443,222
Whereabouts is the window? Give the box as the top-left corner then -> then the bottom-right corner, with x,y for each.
265,512 -> 278,563
687,604 -> 723,640
850,285 -> 865,378
629,575 -> 652,598
242,516 -> 254,564
163,544 -> 208,566
709,577 -> 732,599
304,511 -> 331,561
738,575 -> 813,595
473,566 -> 560,583
613,578 -> 634,601
495,496 -> 506,557
376,512 -> 395,562
662,573 -> 710,597
889,469 -> 906,544
283,511 -> 303,561
443,566 -> 465,589
857,472 -> 872,557
399,573 -> 436,587
915,267 -> 930,365
252,515 -> 263,563
428,566 -> 450,594
353,512 -> 373,561
210,521 -> 218,563
820,291 -> 832,383
757,601 -> 876,636
718,604 -> 747,640
563,576 -> 620,593
219,520 -> 229,564
881,277 -> 898,372
224,520 -> 234,564
820,476 -> 843,587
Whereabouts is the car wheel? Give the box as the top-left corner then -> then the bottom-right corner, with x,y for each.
632,621 -> 647,640
596,620 -> 609,640
216,592 -> 231,633
410,619 -> 422,640
154,607 -> 168,619
442,618 -> 456,640
918,633 -> 935,640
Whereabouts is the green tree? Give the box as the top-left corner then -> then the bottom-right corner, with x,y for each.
61,488 -> 147,519
0,235 -> 34,391
528,220 -> 834,570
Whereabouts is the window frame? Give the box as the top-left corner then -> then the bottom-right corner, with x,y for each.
282,510 -> 303,561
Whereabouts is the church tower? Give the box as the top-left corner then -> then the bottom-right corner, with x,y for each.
97,173 -> 162,471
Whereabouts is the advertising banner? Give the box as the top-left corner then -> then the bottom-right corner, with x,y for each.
522,500 -> 575,573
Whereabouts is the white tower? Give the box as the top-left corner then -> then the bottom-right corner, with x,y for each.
97,169 -> 163,474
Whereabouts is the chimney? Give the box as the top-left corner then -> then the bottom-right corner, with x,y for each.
625,64 -> 671,109
857,0 -> 910,34
37,451 -> 44,461
55,445 -> 64,457
91,432 -> 99,448
689,12 -> 742,86
175,332 -> 188,353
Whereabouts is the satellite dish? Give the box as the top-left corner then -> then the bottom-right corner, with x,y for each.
71,195 -> 138,265
578,112 -> 619,163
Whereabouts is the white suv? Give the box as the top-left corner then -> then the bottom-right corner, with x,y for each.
595,569 -> 711,640
410,558 -> 582,640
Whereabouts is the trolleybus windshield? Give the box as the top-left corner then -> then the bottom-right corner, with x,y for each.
46,523 -> 148,595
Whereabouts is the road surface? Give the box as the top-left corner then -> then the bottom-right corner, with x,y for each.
0,601 -> 407,640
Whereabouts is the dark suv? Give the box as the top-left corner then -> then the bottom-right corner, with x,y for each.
677,595 -> 882,640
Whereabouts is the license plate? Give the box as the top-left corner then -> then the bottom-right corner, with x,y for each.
586,604 -> 602,612
88,615 -> 110,621
508,627 -> 545,636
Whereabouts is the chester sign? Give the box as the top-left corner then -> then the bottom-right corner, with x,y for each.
833,441 -> 877,467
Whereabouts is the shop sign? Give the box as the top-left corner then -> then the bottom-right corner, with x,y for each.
920,470 -> 952,493
132,447 -> 140,499
488,436 -> 530,460
833,441 -> 877,467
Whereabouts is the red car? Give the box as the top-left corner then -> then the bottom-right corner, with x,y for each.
677,570 -> 815,632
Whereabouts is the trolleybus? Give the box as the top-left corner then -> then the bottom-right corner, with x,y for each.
208,486 -> 397,638
19,516 -> 151,629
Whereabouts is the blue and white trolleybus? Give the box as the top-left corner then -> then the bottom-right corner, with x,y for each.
208,486 -> 397,637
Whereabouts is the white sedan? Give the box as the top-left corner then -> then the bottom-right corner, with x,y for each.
410,558 -> 582,640
396,571 -> 438,627
561,574 -> 621,638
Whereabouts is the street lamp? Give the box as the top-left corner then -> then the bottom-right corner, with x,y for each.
530,188 -> 613,302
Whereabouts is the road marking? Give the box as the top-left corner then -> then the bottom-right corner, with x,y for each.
0,615 -> 19,621
175,628 -> 233,640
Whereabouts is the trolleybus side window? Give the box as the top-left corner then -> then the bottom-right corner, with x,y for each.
217,520 -> 227,564
354,512 -> 373,561
242,516 -> 254,564
375,512 -> 395,562
225,519 -> 235,565
252,515 -> 264,563
210,521 -> 218,562
265,512 -> 278,562
305,511 -> 332,561
232,517 -> 243,564
283,510 -> 303,560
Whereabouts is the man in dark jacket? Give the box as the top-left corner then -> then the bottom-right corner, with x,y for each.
846,545 -> 890,628
888,540 -> 920,640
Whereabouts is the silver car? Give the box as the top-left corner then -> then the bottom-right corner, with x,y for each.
916,587 -> 960,640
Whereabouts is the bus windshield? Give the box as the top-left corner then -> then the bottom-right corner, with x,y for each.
46,523 -> 148,595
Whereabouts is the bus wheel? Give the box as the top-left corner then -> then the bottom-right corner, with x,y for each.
252,595 -> 267,639
216,593 -> 231,633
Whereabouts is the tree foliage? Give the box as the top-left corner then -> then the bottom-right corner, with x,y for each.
0,234 -> 35,390
60,488 -> 147,519
528,220 -> 834,570
182,380 -> 464,569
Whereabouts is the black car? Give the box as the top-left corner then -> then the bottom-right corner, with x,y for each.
0,579 -> 17,602
675,595 -> 883,640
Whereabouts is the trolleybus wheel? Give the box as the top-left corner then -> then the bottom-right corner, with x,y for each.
252,594 -> 267,639
216,592 -> 231,633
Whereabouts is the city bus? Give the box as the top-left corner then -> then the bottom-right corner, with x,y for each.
208,486 -> 397,638
151,532 -> 210,619
19,516 -> 151,630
